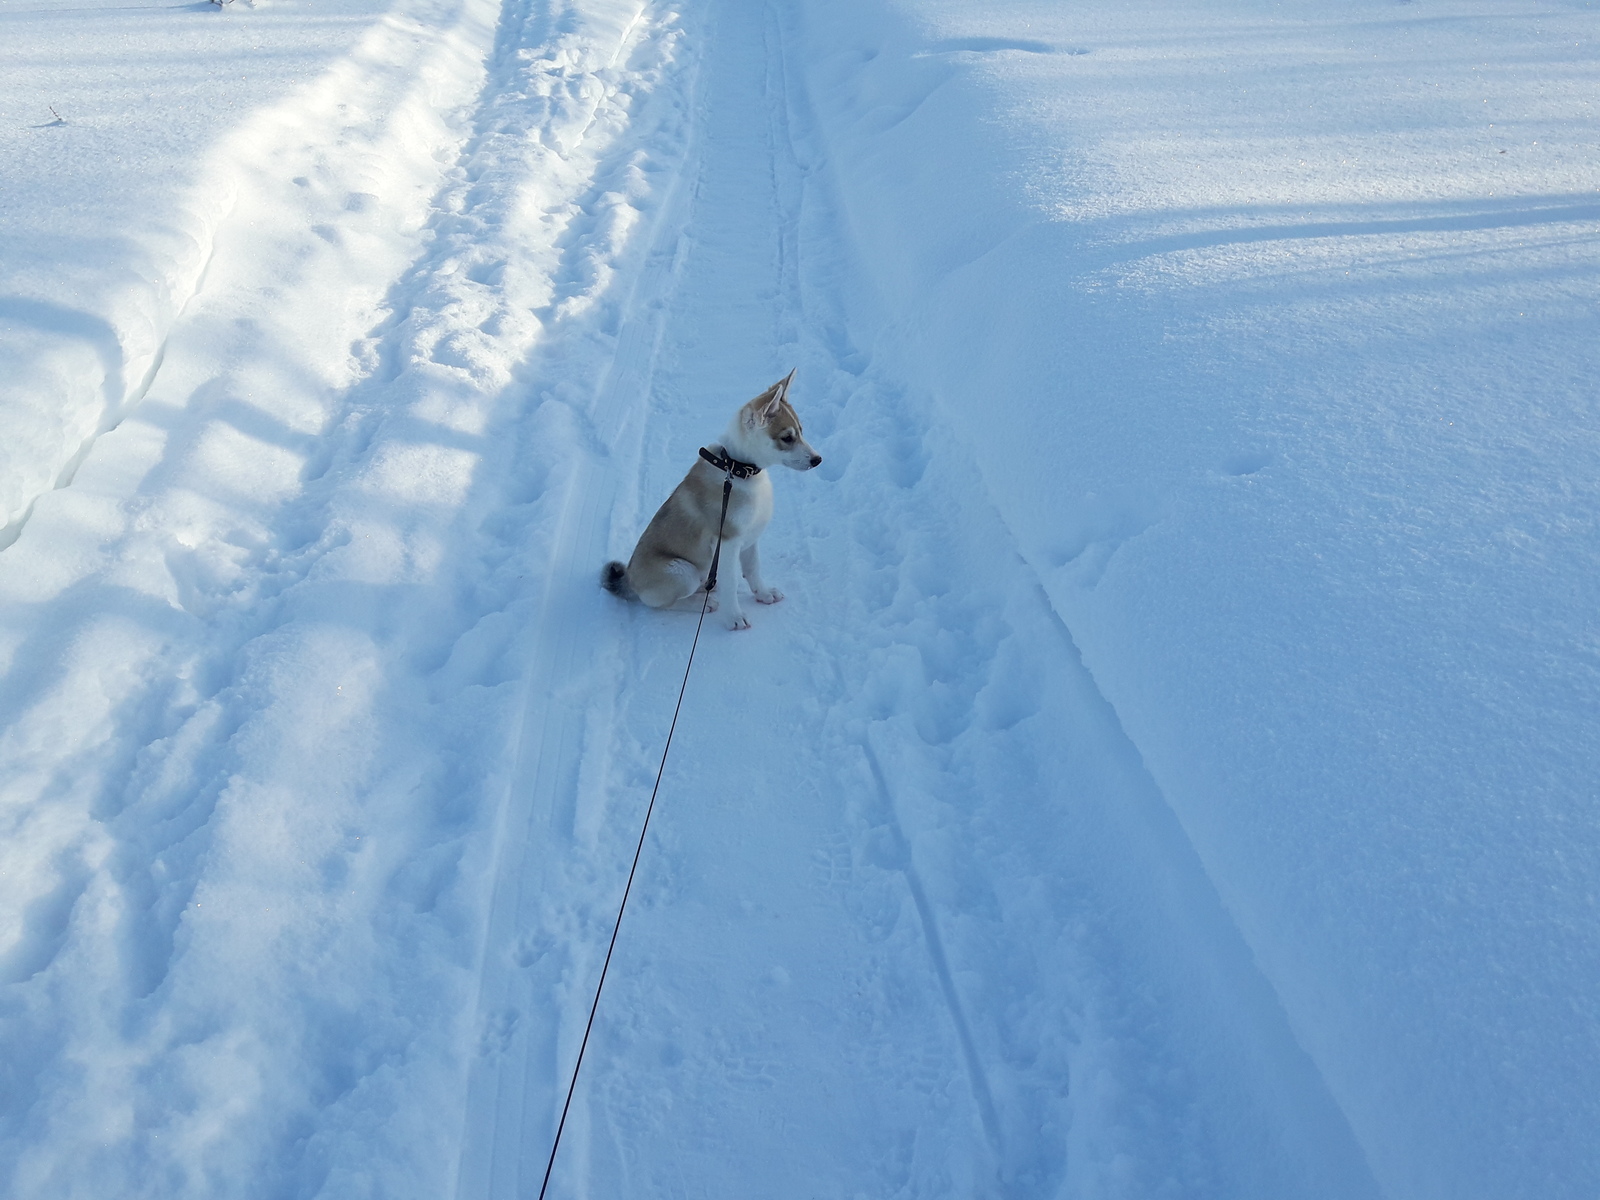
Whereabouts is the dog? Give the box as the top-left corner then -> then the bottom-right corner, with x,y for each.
601,371 -> 821,630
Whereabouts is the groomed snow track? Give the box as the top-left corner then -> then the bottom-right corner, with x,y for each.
449,4 -> 1378,1197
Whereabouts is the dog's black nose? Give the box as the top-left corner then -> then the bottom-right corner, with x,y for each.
809,454 -> 822,468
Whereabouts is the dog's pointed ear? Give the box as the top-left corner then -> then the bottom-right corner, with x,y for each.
761,369 -> 796,420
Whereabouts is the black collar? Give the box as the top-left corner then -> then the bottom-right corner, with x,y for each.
699,445 -> 762,479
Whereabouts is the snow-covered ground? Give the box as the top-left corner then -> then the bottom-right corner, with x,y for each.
2,0 -> 1597,1196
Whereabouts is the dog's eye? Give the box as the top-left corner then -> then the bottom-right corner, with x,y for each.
781,433 -> 795,444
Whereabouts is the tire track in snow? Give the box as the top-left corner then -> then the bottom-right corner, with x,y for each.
450,202 -> 699,1199
769,0 -> 1019,1169
449,4 -> 702,1197
764,0 -> 1023,1180
514,2 -> 1021,1194
860,736 -> 1005,1154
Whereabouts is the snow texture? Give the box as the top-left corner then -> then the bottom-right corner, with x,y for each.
1,0 -> 1597,1197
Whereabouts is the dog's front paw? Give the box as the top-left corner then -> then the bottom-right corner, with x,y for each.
722,610 -> 751,631
752,587 -> 784,605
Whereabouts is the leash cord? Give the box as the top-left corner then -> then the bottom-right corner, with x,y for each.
537,471 -> 734,1200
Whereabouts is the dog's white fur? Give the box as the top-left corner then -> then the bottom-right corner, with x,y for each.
601,373 -> 821,630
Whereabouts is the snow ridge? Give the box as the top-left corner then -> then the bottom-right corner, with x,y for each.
0,0 -> 499,548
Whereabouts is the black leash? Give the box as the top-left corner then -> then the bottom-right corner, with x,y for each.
704,470 -> 734,594
536,459 -> 736,1200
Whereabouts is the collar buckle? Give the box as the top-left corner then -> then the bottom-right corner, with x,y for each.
699,446 -> 761,479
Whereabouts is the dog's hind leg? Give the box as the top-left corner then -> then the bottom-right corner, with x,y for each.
740,542 -> 783,605
633,556 -> 703,609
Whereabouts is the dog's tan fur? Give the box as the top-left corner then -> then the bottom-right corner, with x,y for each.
601,373 -> 821,630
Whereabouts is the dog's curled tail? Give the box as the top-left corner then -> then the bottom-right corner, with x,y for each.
600,561 -> 635,600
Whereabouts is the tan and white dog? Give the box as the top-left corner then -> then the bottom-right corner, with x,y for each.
601,371 -> 821,630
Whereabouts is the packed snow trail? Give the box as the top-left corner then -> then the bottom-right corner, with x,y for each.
459,1 -> 1373,1197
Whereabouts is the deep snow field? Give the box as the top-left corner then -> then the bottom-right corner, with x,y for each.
2,0 -> 1598,1196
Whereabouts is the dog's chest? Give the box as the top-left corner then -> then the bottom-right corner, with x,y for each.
722,474 -> 774,541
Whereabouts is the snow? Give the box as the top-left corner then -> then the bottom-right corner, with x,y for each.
1,0 -> 1598,1197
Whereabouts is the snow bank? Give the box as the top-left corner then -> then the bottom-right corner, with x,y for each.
0,0 -> 490,543
797,1 -> 1600,1196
